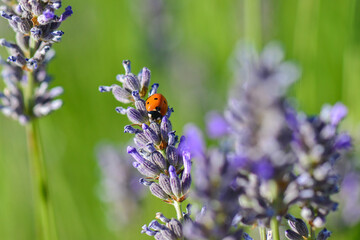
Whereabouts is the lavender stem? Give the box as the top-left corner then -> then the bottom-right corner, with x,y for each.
309,226 -> 315,240
270,217 -> 280,240
25,36 -> 57,240
173,201 -> 183,222
259,226 -> 267,240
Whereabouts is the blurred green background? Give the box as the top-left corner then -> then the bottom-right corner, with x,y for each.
0,0 -> 359,239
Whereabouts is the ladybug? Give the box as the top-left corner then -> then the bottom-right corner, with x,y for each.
146,93 -> 168,120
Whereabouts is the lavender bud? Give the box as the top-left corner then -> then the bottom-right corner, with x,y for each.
161,116 -> 172,142
141,224 -> 157,236
30,27 -> 42,41
123,74 -> 140,92
115,107 -> 127,114
0,10 -> 12,20
127,107 -> 147,124
158,174 -> 173,196
285,230 -> 303,240
124,125 -> 142,134
150,122 -> 161,139
149,183 -> 170,200
168,218 -> 183,239
169,165 -> 182,198
159,229 -> 177,240
116,74 -> 125,83
168,131 -> 177,146
285,215 -> 308,237
301,207 -> 313,222
330,102 -> 347,126
156,212 -> 170,223
149,83 -> 159,96
316,228 -> 331,240
151,151 -> 167,170
128,146 -> 161,177
122,60 -> 131,74
166,145 -> 179,167
38,10 -> 54,24
313,216 -> 325,228
181,158 -> 192,194
59,6 -> 73,22
17,18 -> 31,34
142,123 -> 161,145
16,32 -> 29,50
140,67 -> 151,90
112,84 -> 132,103
134,132 -> 150,147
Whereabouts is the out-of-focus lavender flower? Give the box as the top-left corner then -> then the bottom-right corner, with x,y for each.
0,0 -> 73,124
184,43 -> 353,239
288,103 -> 351,229
100,61 -> 192,238
206,111 -> 230,138
182,124 -> 245,239
223,43 -> 300,227
96,144 -> 146,228
339,172 -> 360,226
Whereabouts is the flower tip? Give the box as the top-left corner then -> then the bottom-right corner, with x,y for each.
99,86 -> 110,92
127,146 -> 136,154
142,123 -> 149,130
182,151 -> 191,161
168,165 -> 176,175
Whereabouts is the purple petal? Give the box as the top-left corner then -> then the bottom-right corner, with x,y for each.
206,111 -> 229,138
252,158 -> 274,180
330,103 -> 348,126
334,133 -> 352,150
184,124 -> 205,158
59,6 -> 73,22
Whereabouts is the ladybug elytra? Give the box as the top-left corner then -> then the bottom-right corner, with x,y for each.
146,93 -> 168,120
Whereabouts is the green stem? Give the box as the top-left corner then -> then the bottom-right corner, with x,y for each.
243,0 -> 262,49
25,37 -> 57,240
259,226 -> 267,240
173,201 -> 183,222
309,226 -> 315,240
270,217 -> 280,240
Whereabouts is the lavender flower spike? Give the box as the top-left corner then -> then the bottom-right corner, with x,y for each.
1,1 -> 73,240
100,61 -> 192,238
0,1 -> 73,123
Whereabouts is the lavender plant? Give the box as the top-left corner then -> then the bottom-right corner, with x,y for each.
99,45 -> 352,240
99,60 -> 192,239
96,144 -> 147,228
0,1 -> 72,239
182,44 -> 352,240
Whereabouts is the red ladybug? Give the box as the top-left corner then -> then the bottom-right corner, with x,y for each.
146,93 -> 168,120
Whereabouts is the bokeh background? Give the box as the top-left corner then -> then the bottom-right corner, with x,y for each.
1,0 -> 360,239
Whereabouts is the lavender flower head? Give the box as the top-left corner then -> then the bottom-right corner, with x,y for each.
96,144 -> 146,228
0,0 -> 73,124
100,60 -> 192,239
182,43 -> 353,239
182,124 -> 246,240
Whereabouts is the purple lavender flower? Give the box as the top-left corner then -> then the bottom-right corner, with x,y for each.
206,111 -> 229,138
0,1 -> 73,124
289,103 -> 351,228
100,61 -> 192,238
184,43 -> 353,240
96,144 -> 146,228
339,172 -> 360,226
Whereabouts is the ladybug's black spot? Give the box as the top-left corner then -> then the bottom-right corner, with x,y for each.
164,100 -> 167,104
147,102 -> 150,104
154,98 -> 158,100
